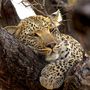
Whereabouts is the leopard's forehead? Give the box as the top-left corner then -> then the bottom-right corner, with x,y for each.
20,15 -> 60,30
18,16 -> 51,34
23,15 -> 51,27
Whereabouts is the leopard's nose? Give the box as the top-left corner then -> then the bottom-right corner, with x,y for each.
46,42 -> 56,49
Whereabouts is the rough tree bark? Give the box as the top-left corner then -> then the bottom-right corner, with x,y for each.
0,28 -> 47,90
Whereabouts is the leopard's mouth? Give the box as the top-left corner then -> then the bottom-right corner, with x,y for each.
38,47 -> 52,55
38,47 -> 59,62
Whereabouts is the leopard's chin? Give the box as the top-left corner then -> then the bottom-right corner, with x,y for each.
45,52 -> 59,62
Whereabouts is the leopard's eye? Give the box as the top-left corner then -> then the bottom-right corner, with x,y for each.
49,29 -> 53,32
33,33 -> 39,37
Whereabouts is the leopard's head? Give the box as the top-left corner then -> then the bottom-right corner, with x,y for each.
18,10 -> 62,62
5,10 -> 62,62
27,27 -> 61,62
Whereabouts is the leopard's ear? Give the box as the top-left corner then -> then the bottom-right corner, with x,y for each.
51,9 -> 62,23
49,9 -> 62,27
4,26 -> 18,35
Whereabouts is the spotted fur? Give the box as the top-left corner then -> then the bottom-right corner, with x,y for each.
40,32 -> 83,89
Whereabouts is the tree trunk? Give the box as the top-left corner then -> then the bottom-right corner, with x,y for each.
0,28 -> 46,90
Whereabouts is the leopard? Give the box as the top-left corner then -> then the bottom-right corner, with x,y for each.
4,10 -> 84,89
